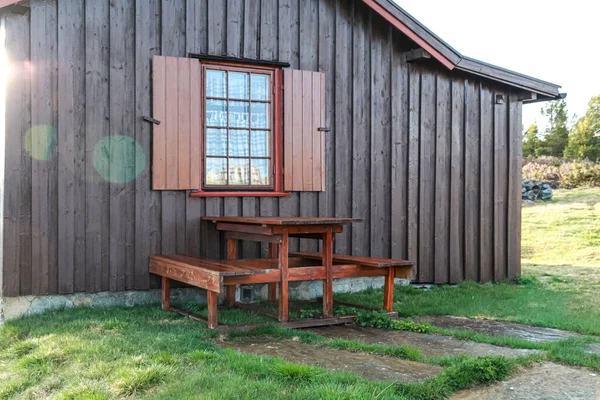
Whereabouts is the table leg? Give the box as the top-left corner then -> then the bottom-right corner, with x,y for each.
161,277 -> 170,310
383,267 -> 395,312
226,237 -> 237,306
278,232 -> 289,322
322,229 -> 333,317
268,243 -> 278,302
207,291 -> 218,329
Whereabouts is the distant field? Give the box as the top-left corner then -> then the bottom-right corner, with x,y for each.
521,187 -> 600,268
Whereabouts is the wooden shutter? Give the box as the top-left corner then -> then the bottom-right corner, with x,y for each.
283,69 -> 326,192
152,56 -> 201,190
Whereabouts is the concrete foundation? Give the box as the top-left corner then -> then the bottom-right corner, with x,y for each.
0,277 -> 409,324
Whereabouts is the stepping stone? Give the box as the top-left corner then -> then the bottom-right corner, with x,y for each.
415,315 -> 581,343
310,325 -> 541,358
221,337 -> 442,382
451,362 -> 600,400
586,343 -> 600,355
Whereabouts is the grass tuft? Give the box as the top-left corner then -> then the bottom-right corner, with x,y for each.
113,365 -> 172,396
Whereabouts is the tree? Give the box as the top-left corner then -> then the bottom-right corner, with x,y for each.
564,95 -> 600,161
537,100 -> 569,157
522,124 -> 540,158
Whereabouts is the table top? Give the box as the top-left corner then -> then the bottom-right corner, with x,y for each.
202,216 -> 361,226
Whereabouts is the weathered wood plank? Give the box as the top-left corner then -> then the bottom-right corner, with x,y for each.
135,0 -> 162,290
390,30 -> 409,261
207,0 -> 226,55
177,58 -> 191,188
434,73 -> 451,283
449,79 -> 465,283
85,0 -> 110,292
507,95 -> 522,280
370,19 -> 392,258
278,0 -> 300,252
333,0 -> 353,254
406,64 -> 420,280
258,0 -> 279,256
58,0 -> 86,293
351,4 -> 370,257
464,79 -> 481,281
298,0 -> 320,251
185,0 -> 208,261
162,0 -> 187,257
301,71 -> 314,191
479,85 -> 494,283
3,13 -> 31,296
494,89 -> 508,282
109,0 -> 136,291
317,0 -> 335,223
31,0 -> 58,295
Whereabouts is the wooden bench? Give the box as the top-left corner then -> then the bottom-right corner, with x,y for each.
149,255 -> 280,328
289,252 -> 415,312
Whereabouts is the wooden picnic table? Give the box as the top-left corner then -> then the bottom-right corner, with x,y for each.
203,216 -> 359,322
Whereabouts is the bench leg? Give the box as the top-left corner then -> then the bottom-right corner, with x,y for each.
278,233 -> 289,322
268,243 -> 278,302
207,290 -> 218,329
227,286 -> 236,307
161,277 -> 171,310
322,230 -> 334,317
383,267 -> 395,312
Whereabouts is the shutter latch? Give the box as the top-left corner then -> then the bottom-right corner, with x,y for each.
317,127 -> 330,132
143,116 -> 161,125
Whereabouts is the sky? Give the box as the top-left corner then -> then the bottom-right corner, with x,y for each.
394,0 -> 600,132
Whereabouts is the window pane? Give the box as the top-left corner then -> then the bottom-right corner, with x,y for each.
251,102 -> 269,129
206,70 -> 226,98
228,72 -> 249,99
206,128 -> 227,156
229,101 -> 250,128
228,130 -> 249,157
250,159 -> 270,185
250,130 -> 269,157
229,159 -> 249,185
206,99 -> 227,127
206,158 -> 227,185
251,74 -> 269,101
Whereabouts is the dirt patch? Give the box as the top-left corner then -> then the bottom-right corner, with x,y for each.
415,315 -> 581,342
452,362 -> 600,400
221,337 -> 442,382
309,325 -> 541,358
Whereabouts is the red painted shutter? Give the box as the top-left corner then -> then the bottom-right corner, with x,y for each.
152,56 -> 201,190
283,69 -> 326,192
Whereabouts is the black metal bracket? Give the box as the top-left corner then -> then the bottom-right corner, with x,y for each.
143,116 -> 161,125
318,127 -> 331,132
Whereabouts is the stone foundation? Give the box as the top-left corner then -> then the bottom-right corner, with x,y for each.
0,277 -> 409,324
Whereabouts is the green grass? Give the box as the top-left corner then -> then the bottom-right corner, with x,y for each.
522,187 -> 600,267
0,306 -> 529,400
1,187 -> 599,399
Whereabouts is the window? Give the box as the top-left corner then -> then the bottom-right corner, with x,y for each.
202,63 -> 280,191
150,55 -> 325,195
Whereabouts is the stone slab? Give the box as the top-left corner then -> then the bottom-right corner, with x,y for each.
310,325 -> 541,358
221,337 -> 442,382
415,316 -> 581,342
452,362 -> 600,400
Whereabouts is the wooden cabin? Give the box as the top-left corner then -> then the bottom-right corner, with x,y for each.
1,0 -> 561,302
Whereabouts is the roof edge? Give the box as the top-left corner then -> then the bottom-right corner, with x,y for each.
369,0 -> 561,97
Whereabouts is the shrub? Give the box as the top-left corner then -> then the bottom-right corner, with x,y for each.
522,157 -> 600,188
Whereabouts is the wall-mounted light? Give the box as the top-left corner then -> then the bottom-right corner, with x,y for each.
495,94 -> 505,104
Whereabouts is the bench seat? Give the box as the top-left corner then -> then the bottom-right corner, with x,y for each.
289,252 -> 414,279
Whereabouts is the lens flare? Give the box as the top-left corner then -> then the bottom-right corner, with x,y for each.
24,125 -> 55,161
93,135 -> 145,183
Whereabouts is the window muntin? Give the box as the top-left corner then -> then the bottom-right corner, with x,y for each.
203,65 -> 273,189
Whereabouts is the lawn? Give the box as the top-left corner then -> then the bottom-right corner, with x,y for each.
1,188 -> 599,399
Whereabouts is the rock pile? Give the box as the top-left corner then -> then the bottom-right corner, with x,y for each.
522,179 -> 553,201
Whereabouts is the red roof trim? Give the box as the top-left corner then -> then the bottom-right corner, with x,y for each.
0,0 -> 21,8
362,0 -> 456,70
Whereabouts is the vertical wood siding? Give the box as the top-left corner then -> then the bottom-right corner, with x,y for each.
2,0 -> 524,296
